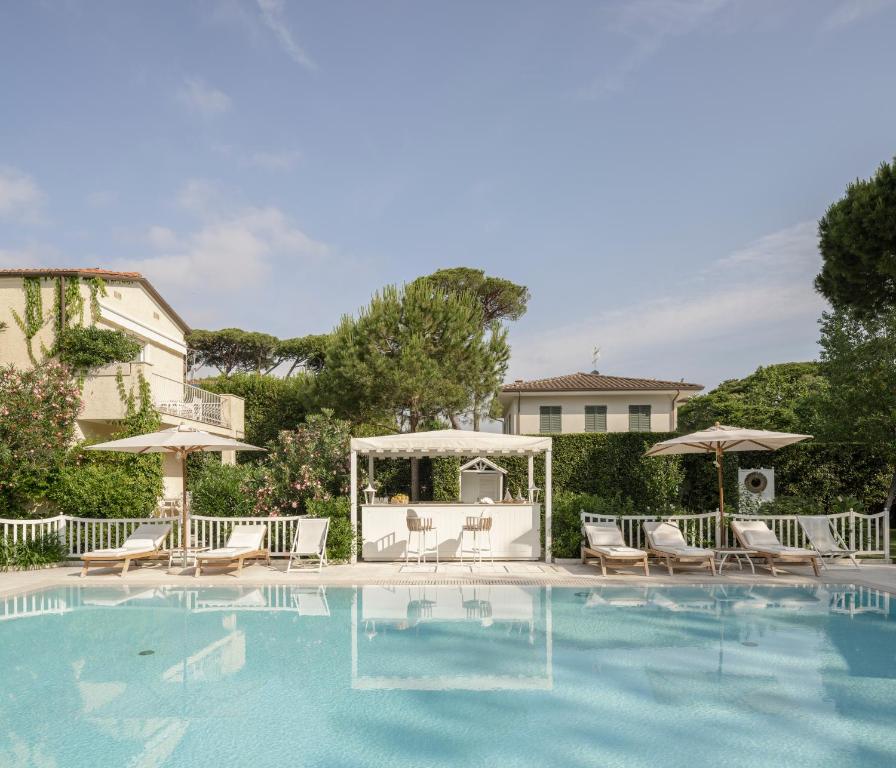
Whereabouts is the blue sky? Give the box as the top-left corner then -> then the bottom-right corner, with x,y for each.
1,0 -> 895,389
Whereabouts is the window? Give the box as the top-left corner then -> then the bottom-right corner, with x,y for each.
584,405 -> 607,432
539,405 -> 562,433
628,405 -> 651,432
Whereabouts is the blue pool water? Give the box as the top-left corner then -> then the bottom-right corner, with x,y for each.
1,584 -> 894,768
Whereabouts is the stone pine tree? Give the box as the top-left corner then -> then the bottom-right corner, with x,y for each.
411,267 -> 527,428
319,279 -> 510,499
815,157 -> 896,520
816,158 -> 896,318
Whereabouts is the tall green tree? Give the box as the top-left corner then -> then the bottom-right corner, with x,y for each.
816,158 -> 896,317
816,308 -> 896,513
412,267 -> 526,428
318,280 -> 509,498
678,362 -> 826,434
815,158 -> 896,519
186,328 -> 279,375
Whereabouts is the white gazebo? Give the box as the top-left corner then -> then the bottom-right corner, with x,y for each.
349,430 -> 553,563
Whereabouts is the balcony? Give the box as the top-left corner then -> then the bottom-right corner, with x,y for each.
79,363 -> 242,436
151,372 -> 227,428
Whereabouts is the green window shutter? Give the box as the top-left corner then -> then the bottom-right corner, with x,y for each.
584,405 -> 607,432
628,405 -> 651,432
539,405 -> 561,433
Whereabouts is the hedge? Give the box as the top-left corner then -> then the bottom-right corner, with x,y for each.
306,497 -> 353,562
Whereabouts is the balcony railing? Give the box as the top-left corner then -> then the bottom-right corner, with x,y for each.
151,373 -> 228,428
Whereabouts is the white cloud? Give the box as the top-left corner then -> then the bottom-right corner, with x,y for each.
246,148 -> 302,171
0,167 -> 44,221
115,181 -> 329,297
823,0 -> 896,29
176,77 -> 232,116
509,221 -> 826,387
256,0 -> 316,70
585,0 -> 731,97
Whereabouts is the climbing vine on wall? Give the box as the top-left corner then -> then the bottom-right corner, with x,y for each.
10,277 -> 51,365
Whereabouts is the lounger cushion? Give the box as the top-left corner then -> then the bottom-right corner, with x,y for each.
648,523 -> 686,547
741,528 -> 781,548
584,524 -> 625,548
198,547 -> 257,560
226,526 -> 266,549
590,545 -> 646,557
652,545 -> 711,557
86,546 -> 155,558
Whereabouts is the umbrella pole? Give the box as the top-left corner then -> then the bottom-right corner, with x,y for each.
716,445 -> 724,547
182,451 -> 189,569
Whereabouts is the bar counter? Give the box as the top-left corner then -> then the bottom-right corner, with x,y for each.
360,502 -> 542,561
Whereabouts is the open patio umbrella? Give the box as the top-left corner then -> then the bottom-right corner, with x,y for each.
87,425 -> 264,566
644,423 -> 811,527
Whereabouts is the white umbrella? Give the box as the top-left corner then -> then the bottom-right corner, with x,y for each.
87,425 -> 264,566
644,422 -> 811,522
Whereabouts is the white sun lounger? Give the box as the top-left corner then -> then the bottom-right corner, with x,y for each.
80,523 -> 171,577
286,517 -> 330,573
643,521 -> 716,576
194,525 -> 269,577
798,516 -> 860,569
731,520 -> 820,576
581,523 -> 649,576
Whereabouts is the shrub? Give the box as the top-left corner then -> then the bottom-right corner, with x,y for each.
199,373 -> 312,452
253,410 -> 352,515
47,371 -> 163,518
0,532 -> 67,571
55,326 -> 141,371
190,458 -> 258,517
306,497 -> 353,562
0,363 -> 82,516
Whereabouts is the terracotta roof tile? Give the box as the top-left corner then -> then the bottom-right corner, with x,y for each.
0,268 -> 189,332
502,372 -> 703,393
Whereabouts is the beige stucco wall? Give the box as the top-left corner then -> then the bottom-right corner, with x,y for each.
1,274 -> 246,505
501,392 -> 695,434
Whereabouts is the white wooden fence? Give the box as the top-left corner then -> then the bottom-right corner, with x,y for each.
1,514 -> 306,559
581,509 -> 891,560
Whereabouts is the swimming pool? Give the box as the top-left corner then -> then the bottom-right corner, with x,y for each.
1,584 -> 894,767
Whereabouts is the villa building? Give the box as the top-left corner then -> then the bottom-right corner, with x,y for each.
0,268 -> 244,501
498,372 -> 703,435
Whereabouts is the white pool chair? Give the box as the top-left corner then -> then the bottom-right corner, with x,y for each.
798,516 -> 860,569
581,523 -> 649,576
731,520 -> 820,577
643,521 -> 716,576
194,525 -> 269,577
80,523 -> 171,577
286,517 -> 330,572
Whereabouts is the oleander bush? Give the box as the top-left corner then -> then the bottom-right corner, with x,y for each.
0,532 -> 67,571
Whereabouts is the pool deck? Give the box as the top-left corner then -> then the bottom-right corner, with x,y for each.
2,559 -> 895,596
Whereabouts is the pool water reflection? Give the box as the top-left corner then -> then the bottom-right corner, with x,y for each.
1,584 -> 894,768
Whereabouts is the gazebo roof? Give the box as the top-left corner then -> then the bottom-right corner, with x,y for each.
350,429 -> 551,457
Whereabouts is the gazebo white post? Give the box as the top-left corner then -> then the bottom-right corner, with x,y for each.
350,449 -> 358,564
527,455 -> 534,498
544,448 -> 552,563
368,455 -> 375,489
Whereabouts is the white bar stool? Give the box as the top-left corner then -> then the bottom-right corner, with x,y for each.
460,513 -> 493,564
406,510 -> 439,564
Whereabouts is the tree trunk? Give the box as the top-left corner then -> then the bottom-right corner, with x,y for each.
885,466 -> 896,525
472,394 -> 480,431
409,411 -> 420,501
410,457 -> 420,502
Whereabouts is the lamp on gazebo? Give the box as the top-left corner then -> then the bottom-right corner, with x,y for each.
363,483 -> 377,505
528,486 -> 542,504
